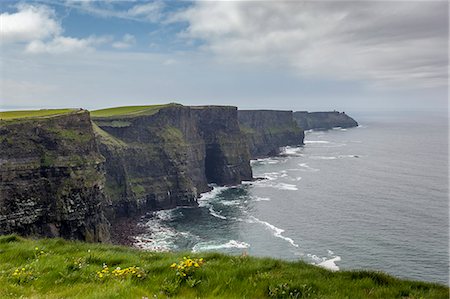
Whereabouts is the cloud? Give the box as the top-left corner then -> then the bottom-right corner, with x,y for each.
26,35 -> 111,54
1,4 -> 111,54
0,4 -> 61,43
172,1 -> 448,88
126,2 -> 164,22
112,34 -> 136,49
60,0 -> 165,23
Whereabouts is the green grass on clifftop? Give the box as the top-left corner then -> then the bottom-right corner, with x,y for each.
91,104 -> 179,118
0,109 -> 77,120
0,236 -> 447,299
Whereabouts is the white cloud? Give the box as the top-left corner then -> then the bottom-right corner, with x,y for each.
112,34 -> 136,49
1,4 -> 112,54
127,2 -> 164,22
61,0 -> 165,23
172,1 -> 448,89
0,4 -> 61,43
26,35 -> 110,54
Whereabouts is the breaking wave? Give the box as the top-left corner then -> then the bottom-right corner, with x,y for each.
192,240 -> 250,252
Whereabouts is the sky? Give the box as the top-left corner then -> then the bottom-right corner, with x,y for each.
0,0 -> 448,113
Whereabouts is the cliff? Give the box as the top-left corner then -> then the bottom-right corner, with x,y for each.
238,110 -> 304,158
0,110 -> 110,242
293,111 -> 358,130
92,104 -> 252,218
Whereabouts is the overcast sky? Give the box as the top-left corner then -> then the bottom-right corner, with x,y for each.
0,0 -> 448,112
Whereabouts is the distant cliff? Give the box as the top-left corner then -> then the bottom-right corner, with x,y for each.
0,111 -> 110,242
293,111 -> 358,130
92,104 -> 252,218
238,110 -> 304,158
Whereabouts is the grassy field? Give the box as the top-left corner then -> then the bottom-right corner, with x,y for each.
90,104 -> 178,118
0,236 -> 447,299
0,109 -> 77,120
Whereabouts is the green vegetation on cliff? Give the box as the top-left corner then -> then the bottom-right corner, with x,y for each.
0,236 -> 447,299
91,104 -> 179,118
0,109 -> 77,120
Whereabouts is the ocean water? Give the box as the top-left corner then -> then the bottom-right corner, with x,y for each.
134,111 -> 449,285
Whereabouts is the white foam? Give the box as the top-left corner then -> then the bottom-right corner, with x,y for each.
153,209 -> 178,221
134,220 -> 179,251
298,163 -> 320,172
309,156 -> 338,160
198,185 -> 229,203
208,206 -> 227,219
318,256 -> 341,271
281,146 -> 304,156
338,154 -> 360,159
247,216 -> 299,248
220,200 -> 242,206
254,180 -> 299,191
192,240 -> 250,252
253,196 -> 271,202
252,157 -> 280,165
304,140 -> 330,144
262,172 -> 281,180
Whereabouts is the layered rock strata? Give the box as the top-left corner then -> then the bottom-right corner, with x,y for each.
0,111 -> 110,242
238,110 -> 304,158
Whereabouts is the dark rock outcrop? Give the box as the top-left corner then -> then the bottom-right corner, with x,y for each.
293,111 -> 358,130
238,110 -> 304,158
93,105 -> 252,219
0,111 -> 110,242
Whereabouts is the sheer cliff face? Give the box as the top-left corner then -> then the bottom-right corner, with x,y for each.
191,106 -> 252,185
293,111 -> 358,130
238,110 -> 305,158
0,111 -> 110,242
93,105 -> 252,217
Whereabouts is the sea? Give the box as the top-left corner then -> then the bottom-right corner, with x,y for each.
133,111 -> 449,285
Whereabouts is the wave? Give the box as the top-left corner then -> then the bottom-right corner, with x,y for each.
253,196 -> 271,202
152,209 -> 180,221
309,155 -> 360,160
309,156 -> 338,160
252,158 -> 281,165
134,219 -> 194,251
307,251 -> 341,271
220,199 -> 242,206
247,216 -> 299,248
253,181 -> 299,191
338,154 -> 360,159
304,140 -> 330,144
262,172 -> 281,180
208,206 -> 227,220
198,185 -> 230,204
318,256 -> 341,271
298,163 -> 320,172
281,146 -> 304,156
192,240 -> 250,252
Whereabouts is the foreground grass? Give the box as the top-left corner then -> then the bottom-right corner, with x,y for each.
0,236 -> 447,299
0,109 -> 77,120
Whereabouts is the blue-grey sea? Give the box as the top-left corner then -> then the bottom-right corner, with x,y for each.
134,111 -> 449,285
